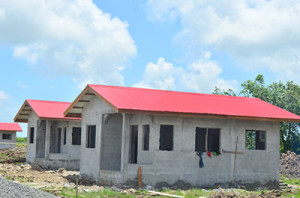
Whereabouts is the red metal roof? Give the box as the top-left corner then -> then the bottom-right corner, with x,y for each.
0,123 -> 22,132
15,99 -> 81,122
27,99 -> 81,120
85,84 -> 300,122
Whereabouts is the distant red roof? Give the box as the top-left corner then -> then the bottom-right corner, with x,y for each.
14,100 -> 81,123
0,123 -> 22,132
65,84 -> 300,122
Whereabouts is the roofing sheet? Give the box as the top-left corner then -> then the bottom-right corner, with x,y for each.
0,123 -> 22,132
88,84 -> 300,121
27,100 -> 80,120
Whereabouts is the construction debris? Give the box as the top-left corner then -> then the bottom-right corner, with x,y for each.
0,146 -> 26,163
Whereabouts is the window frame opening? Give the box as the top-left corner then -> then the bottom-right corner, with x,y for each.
129,125 -> 138,164
72,127 -> 81,145
86,125 -> 96,148
245,130 -> 266,150
159,125 -> 174,151
29,127 -> 34,144
63,127 -> 67,145
142,125 -> 150,151
2,134 -> 12,140
195,127 -> 220,153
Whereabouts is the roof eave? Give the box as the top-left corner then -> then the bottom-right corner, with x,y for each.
64,85 -> 119,117
14,100 -> 31,123
118,109 -> 300,123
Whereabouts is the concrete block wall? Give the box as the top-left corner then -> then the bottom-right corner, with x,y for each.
80,96 -> 115,179
55,121 -> 82,160
26,112 -> 39,163
0,131 -> 16,149
100,114 -> 123,171
124,114 -> 280,187
26,112 -> 82,170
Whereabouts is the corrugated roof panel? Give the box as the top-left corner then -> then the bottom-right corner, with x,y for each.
0,123 -> 22,132
27,100 -> 81,120
86,84 -> 300,122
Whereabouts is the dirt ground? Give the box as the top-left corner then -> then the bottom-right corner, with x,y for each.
280,151 -> 300,178
0,163 -> 102,192
0,147 -> 299,198
0,146 -> 26,163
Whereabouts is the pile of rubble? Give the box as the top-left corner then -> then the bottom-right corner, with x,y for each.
280,151 -> 300,178
0,146 -> 26,163
210,190 -> 286,198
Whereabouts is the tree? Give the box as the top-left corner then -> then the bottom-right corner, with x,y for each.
213,74 -> 300,154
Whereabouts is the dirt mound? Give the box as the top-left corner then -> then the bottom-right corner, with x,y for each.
210,190 -> 285,198
280,151 -> 300,178
66,174 -> 96,186
0,146 -> 26,163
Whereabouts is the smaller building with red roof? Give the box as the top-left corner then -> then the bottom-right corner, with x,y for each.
0,122 -> 22,149
14,99 -> 81,170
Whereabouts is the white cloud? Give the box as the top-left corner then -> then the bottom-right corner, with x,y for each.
181,52 -> 238,92
0,91 -> 9,101
135,55 -> 237,93
146,0 -> 300,83
133,57 -> 182,90
0,0 -> 136,86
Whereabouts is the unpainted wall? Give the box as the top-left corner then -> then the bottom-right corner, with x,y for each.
26,111 -> 39,163
121,114 -> 280,187
36,120 -> 46,158
80,96 -> 116,179
0,131 -> 17,149
46,120 -> 82,170
26,112 -> 82,170
100,114 -> 123,171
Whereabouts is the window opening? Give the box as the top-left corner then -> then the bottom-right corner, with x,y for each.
63,127 -> 67,145
246,130 -> 266,150
159,125 -> 173,151
195,127 -> 220,153
57,128 -> 61,153
30,127 -> 34,144
2,134 -> 12,140
72,127 -> 81,145
142,125 -> 150,151
87,125 -> 96,148
129,125 -> 138,164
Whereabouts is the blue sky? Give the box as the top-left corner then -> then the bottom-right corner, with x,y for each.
0,0 -> 299,137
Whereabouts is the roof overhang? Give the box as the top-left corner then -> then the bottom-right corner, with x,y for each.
64,85 -> 118,117
14,100 -> 82,123
0,130 -> 22,132
14,100 -> 32,123
118,109 -> 299,123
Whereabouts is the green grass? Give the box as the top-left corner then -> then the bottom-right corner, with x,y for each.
282,189 -> 300,198
281,175 -> 300,186
183,188 -> 211,198
0,170 -> 7,174
16,137 -> 27,147
5,176 -> 14,181
46,187 -> 138,198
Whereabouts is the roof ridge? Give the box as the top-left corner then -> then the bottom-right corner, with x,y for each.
27,99 -> 72,104
88,84 -> 256,100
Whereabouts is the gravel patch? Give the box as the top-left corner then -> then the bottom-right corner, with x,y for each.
0,176 -> 57,198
